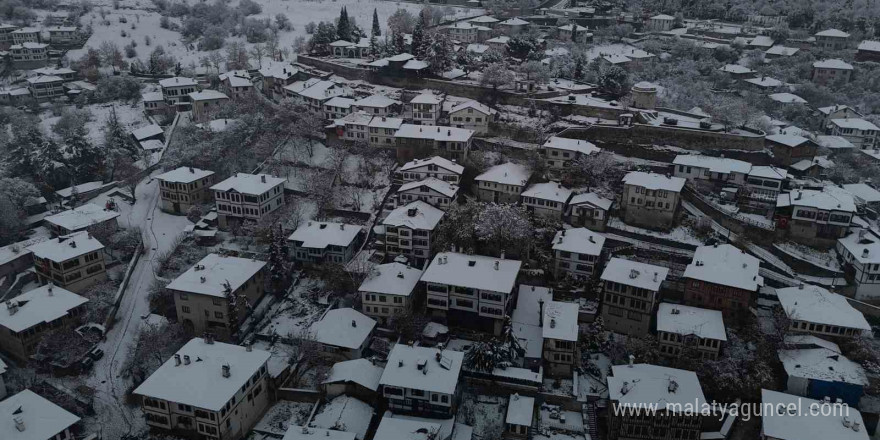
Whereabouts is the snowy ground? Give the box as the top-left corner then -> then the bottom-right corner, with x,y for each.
459,393 -> 506,440
254,400 -> 315,436
607,217 -> 703,246
254,278 -> 326,340
38,101 -> 152,149
774,242 -> 841,272
309,395 -> 374,439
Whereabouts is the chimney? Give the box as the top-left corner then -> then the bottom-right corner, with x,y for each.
222,364 -> 230,378
799,283 -> 804,289
200,276 -> 206,283
205,333 -> 214,344
47,283 -> 53,296
538,298 -> 545,327
246,343 -> 252,352
14,416 -> 24,432
397,272 -> 405,278
351,319 -> 357,328
864,249 -> 870,258
628,354 -> 635,367
70,240 -> 76,248
261,175 -> 266,183
183,355 -> 190,365
340,224 -> 345,230
174,354 -> 181,366
588,235 -> 594,243
653,272 -> 658,282
550,318 -> 556,328
494,261 -> 499,270
189,167 -> 194,173
407,208 -> 417,217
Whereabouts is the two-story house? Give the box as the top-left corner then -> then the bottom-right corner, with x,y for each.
566,192 -> 613,231
156,167 -> 216,215
28,232 -> 107,293
219,70 -> 253,100
741,166 -> 787,217
11,27 -> 39,44
557,23 -> 590,42
44,203 -> 120,236
776,283 -> 871,339
394,178 -> 459,210
504,394 -> 535,440
381,200 -> 444,267
379,344 -> 463,417
815,28 -> 850,50
47,26 -> 79,45
766,133 -> 819,167
656,303 -> 726,360
284,79 -> 352,112
521,182 -> 573,220
551,227 -> 605,280
497,17 -> 530,35
817,105 -> 863,129
447,100 -> 497,134
683,244 -> 763,321
368,116 -> 404,149
829,118 -> 879,150
11,42 -> 49,64
542,300 -> 579,376
600,258 -> 668,336
339,111 -> 373,144
259,63 -> 301,101
446,21 -> 491,43
620,172 -> 685,230
776,189 -> 855,245
421,252 -> 522,335
309,308 -> 376,360
189,90 -> 230,123
671,154 -> 751,189
395,156 -> 464,185
406,93 -> 443,125
211,173 -> 286,230
393,124 -> 474,163
0,390 -> 80,440
359,262 -> 424,325
778,347 -> 867,406
0,284 -> 87,362
354,94 -> 400,116
134,338 -> 272,440
837,229 -> 880,300
542,136 -> 601,172
26,74 -> 64,100
324,96 -> 356,120
761,390 -> 869,440
474,162 -> 530,204
159,77 -> 199,111
812,59 -> 853,86
288,222 -> 364,265
168,254 -> 267,339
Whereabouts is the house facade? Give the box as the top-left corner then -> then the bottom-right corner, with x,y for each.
359,262 -> 424,325
394,156 -> 464,185
776,189 -> 855,245
656,303 -> 726,360
378,344 -> 463,417
600,258 -> 668,337
28,232 -> 107,293
474,162 -> 530,204
288,222 -> 364,265
0,284 -> 87,363
211,173 -> 286,230
683,244 -> 762,321
552,228 -> 605,281
776,284 -> 871,340
381,201 -> 444,267
837,229 -> 880,300
620,172 -> 685,230
156,167 -> 216,215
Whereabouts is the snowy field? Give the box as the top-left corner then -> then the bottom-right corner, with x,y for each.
39,101 -> 152,146
71,0 -> 481,68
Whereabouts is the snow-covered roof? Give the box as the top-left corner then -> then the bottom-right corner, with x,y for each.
0,390 -> 80,440
323,358 -> 384,391
55,181 -> 105,198
142,91 -> 163,102
839,229 -> 880,264
469,15 -> 499,23
817,135 -> 856,150
421,252 -> 521,293
25,75 -> 62,84
790,156 -> 834,171
656,303 -> 726,341
523,182 -> 572,204
673,154 -> 751,175
292,80 -> 349,100
382,200 -> 444,231
632,81 -> 658,91
324,96 -> 355,109
28,231 -> 104,263
31,66 -> 75,76
284,427 -> 356,440
499,17 -> 530,26
608,364 -> 705,410
776,284 -> 871,331
220,71 -> 252,87
387,53 -> 415,63
374,416 -> 443,440
465,43 -> 488,55
761,389 -> 868,440
394,124 -> 474,143
379,344 -> 463,394
858,40 -> 880,52
506,394 -> 535,426
784,334 -> 841,352
0,237 -> 42,266
766,133 -> 811,147
288,222 -> 363,250
400,156 -> 464,175
651,14 -> 674,20
749,35 -> 774,47
166,253 -> 266,298
310,308 -> 375,350
543,300 -> 578,341
743,76 -> 783,88
543,136 -> 600,155
188,89 -> 228,101
602,53 -> 631,64
558,23 -> 588,32
409,92 -> 443,105
339,111 -> 373,126
830,118 -> 880,131
310,395 -> 372,439
769,93 -> 807,104
601,258 -> 669,291
398,177 -> 459,198
133,338 -> 271,411
449,21 -> 491,31
552,227 -> 604,256
486,36 -> 510,44
448,100 -> 496,116
816,28 -> 850,38
44,203 -> 120,232
11,27 -> 39,34
779,348 -> 867,385
0,284 -> 87,333
156,166 -> 214,184
159,76 -> 197,88
131,123 -> 163,141
358,262 -> 423,297
11,42 -> 48,50
777,189 -> 856,212
813,59 -> 854,70
354,94 -> 399,109
211,172 -> 286,195
475,162 -> 530,186
765,45 -> 799,56
368,116 -> 404,129
259,62 -> 298,80
569,192 -> 612,210
622,171 -> 685,192
684,244 -> 762,291
403,60 -> 429,70
748,165 -> 788,180
719,64 -> 753,74
512,285 -> 553,328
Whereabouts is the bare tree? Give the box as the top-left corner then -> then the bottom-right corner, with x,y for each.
283,328 -> 324,387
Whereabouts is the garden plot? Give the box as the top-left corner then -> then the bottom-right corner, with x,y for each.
38,101 -> 150,147
253,400 -> 315,436
254,278 -> 327,340
458,393 -> 506,440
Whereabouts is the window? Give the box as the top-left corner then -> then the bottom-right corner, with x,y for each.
182,306 -> 191,314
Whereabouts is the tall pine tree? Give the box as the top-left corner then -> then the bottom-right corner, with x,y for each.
392,30 -> 406,55
64,125 -> 103,183
103,106 -> 137,180
337,7 -> 351,42
371,9 -> 381,37
411,11 -> 427,58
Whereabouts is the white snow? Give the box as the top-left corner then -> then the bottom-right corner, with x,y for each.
817,135 -> 856,150
474,162 -> 530,186
0,390 -> 80,440
421,252 -> 522,293
310,395 -> 373,440
288,222 -> 363,249
552,227 -> 604,256
766,45 -> 799,56
394,124 -> 474,143
684,244 -> 763,291
568,192 -> 612,211
523,182 -> 572,204
543,136 -> 600,155
131,123 -> 164,141
776,284 -> 871,331
382,201 -> 445,232
830,118 -> 880,131
542,300 -> 578,342
28,231 -> 105,263
133,337 -> 271,411
399,156 -> 464,175
608,364 -> 706,410
506,394 -> 535,426
769,93 -> 808,104
656,303 -> 727,341
673,154 -> 752,175
354,94 -> 399,109
159,77 -> 197,88
0,284 -> 88,333
512,285 -> 553,359
778,348 -> 867,385
622,171 -> 685,192
323,359 -> 384,391
165,253 -> 266,298
155,166 -> 214,184
720,64 -> 754,74
398,178 -> 459,198
784,335 -> 840,352
309,308 -> 375,350
749,166 -> 788,180
211,172 -> 286,195
601,257 -> 669,292
189,90 -> 229,101
374,415 -> 444,440
838,229 -> 880,264
777,189 -> 856,212
408,92 -> 441,105
44,203 -> 120,232
813,59 -> 854,70
761,390 -> 868,440
379,344 -> 463,395
284,427 -> 355,440
358,262 -> 423,297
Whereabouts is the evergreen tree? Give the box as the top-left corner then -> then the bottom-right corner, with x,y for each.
411,11 -> 426,58
427,32 -> 453,75
8,125 -> 42,177
267,225 -> 289,293
64,125 -> 103,182
570,24 -> 579,43
392,30 -> 406,55
371,9 -> 381,37
337,7 -> 351,42
102,106 -> 137,180
574,58 -> 584,79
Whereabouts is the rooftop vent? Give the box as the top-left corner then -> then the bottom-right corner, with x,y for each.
468,260 -> 476,267
320,224 -> 327,229
183,355 -> 190,365
629,269 -> 640,279
174,354 -> 181,366
668,379 -> 678,393
494,261 -> 499,270
550,318 -> 556,328
200,276 -> 206,283
351,319 -> 357,328
14,415 -> 24,432
671,308 -> 680,315
222,364 -> 230,378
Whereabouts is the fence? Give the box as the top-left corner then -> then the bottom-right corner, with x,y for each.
103,240 -> 144,331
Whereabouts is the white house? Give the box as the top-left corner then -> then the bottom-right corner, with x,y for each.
474,162 -> 530,204
776,284 -> 871,339
542,136 -> 600,171
778,347 -> 867,406
367,116 -> 404,148
422,252 -> 521,335
447,100 -> 497,134
656,303 -> 726,360
829,118 -> 879,149
44,203 -> 120,236
211,173 -> 286,230
359,262 -> 424,325
324,96 -> 356,120
566,192 -> 613,231
309,308 -> 376,360
521,182 -> 572,220
672,154 -> 752,187
395,178 -> 459,210
551,228 -> 605,280
620,172 -> 685,230
28,232 -> 107,294
381,200 -> 444,266
393,124 -> 474,163
159,76 -> 199,110
837,229 -> 880,300
0,284 -> 88,363
742,166 -> 788,217
379,344 -> 464,417
815,28 -> 851,50
776,188 -> 855,243
406,92 -> 443,125
647,14 -> 675,31
288,222 -> 363,265
354,94 -> 399,116
0,390 -> 80,440
218,70 -> 253,100
600,258 -> 668,337
395,156 -> 464,184
542,299 -> 579,376
284,79 -> 352,112
812,59 -> 853,86
133,338 -> 272,440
